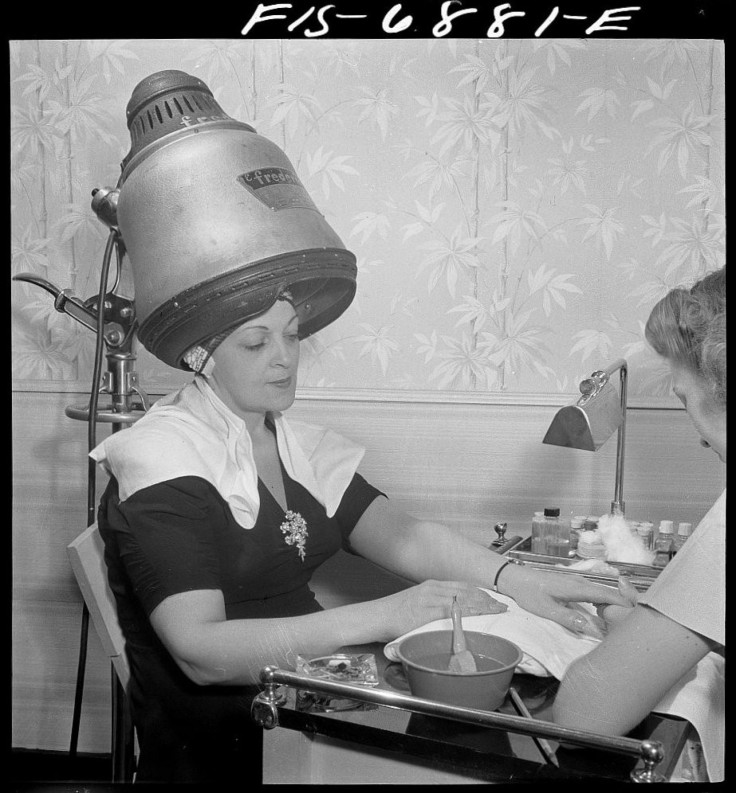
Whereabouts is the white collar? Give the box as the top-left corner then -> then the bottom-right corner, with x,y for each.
90,377 -> 365,529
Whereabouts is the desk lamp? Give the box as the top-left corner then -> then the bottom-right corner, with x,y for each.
542,359 -> 628,517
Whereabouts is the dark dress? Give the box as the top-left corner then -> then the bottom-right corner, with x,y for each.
98,456 -> 384,783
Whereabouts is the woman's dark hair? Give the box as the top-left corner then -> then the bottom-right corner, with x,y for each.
645,266 -> 726,407
183,289 -> 296,373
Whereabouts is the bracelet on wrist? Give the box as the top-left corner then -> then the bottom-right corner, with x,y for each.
492,557 -> 524,593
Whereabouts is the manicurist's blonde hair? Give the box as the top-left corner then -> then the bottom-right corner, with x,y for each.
645,266 -> 726,408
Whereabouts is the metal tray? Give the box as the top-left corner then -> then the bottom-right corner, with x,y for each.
505,537 -> 661,592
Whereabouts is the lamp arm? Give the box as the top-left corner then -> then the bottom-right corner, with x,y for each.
597,358 -> 628,380
612,361 -> 628,516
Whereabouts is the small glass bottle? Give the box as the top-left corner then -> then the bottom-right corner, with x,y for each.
543,507 -> 570,557
635,521 -> 654,551
531,511 -> 546,554
569,515 -> 586,554
673,522 -> 693,554
653,520 -> 674,568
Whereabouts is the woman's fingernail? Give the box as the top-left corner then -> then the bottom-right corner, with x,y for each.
619,575 -> 634,591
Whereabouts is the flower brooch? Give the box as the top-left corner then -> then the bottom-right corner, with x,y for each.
280,510 -> 308,561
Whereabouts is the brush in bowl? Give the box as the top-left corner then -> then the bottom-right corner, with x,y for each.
395,630 -> 522,711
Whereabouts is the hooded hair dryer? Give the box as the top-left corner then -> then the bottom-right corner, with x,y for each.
97,69 -> 357,369
543,359 -> 628,516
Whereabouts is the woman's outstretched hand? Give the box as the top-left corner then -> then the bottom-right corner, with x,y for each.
500,564 -> 632,638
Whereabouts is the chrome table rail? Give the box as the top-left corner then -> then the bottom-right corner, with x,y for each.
252,665 -> 666,782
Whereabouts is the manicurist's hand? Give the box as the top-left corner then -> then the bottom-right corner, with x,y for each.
595,575 -> 639,632
496,563 -> 632,638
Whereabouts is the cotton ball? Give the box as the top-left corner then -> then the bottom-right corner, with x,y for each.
561,558 -> 620,576
597,513 -> 655,565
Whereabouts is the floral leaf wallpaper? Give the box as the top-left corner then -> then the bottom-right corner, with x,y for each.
10,38 -> 724,404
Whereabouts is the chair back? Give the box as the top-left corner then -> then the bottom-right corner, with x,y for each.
67,524 -> 130,691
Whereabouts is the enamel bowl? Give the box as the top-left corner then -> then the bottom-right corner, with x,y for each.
395,630 -> 522,711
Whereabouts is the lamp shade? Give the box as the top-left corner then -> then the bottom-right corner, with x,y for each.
116,70 -> 357,369
542,381 -> 623,451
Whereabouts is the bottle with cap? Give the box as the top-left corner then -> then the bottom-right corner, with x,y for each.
653,520 -> 674,567
543,507 -> 570,558
673,522 -> 693,554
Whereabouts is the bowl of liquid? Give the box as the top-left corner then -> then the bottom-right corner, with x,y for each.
395,630 -> 522,711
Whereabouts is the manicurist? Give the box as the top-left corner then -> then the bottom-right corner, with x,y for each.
553,266 -> 725,782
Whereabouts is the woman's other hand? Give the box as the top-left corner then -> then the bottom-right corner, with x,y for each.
380,579 -> 506,641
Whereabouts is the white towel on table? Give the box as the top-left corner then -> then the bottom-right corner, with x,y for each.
384,589 -> 724,782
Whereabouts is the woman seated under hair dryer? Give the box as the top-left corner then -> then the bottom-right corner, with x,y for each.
92,287 -> 631,783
